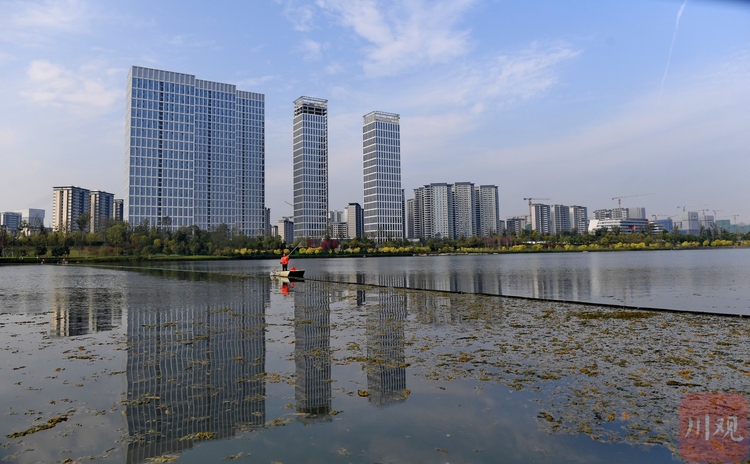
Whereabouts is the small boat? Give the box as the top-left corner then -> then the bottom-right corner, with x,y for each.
270,269 -> 305,279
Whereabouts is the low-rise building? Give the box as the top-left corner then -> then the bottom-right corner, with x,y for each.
588,218 -> 649,234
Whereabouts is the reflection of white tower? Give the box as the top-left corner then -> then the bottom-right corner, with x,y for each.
50,282 -> 122,337
294,281 -> 332,421
366,289 -> 408,407
124,277 -> 268,463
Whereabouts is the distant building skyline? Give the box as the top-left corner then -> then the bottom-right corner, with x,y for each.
408,182 -> 501,240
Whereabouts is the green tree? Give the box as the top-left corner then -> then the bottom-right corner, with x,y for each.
106,223 -> 129,254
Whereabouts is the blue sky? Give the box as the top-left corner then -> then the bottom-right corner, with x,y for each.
1,0 -> 749,226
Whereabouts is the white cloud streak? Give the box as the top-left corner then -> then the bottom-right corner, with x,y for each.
21,60 -> 119,114
656,0 -> 688,109
317,0 -> 475,77
298,38 -> 324,61
0,0 -> 93,45
280,0 -> 317,31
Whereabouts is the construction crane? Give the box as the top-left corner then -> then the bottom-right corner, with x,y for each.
677,204 -> 707,212
523,197 -> 550,223
612,192 -> 654,208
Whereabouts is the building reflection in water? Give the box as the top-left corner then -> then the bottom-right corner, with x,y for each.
50,286 -> 123,337
294,281 -> 332,423
363,288 -> 408,407
124,278 -> 269,464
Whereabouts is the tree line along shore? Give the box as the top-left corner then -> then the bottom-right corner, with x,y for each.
1,221 -> 749,264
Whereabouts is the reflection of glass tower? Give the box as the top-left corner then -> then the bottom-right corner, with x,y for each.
365,289 -> 408,407
124,278 -> 268,464
293,96 -> 328,239
50,285 -> 122,337
293,281 -> 332,421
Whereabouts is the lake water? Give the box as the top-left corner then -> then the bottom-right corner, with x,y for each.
135,248 -> 750,315
1,252 -> 749,463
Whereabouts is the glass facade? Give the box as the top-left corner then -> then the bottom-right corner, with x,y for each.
125,66 -> 265,234
293,97 -> 328,239
363,111 -> 403,241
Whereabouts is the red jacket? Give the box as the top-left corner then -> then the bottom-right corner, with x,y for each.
280,255 -> 289,265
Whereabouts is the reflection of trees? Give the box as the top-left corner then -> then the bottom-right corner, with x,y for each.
365,290 -> 408,407
294,281 -> 332,422
124,279 -> 268,464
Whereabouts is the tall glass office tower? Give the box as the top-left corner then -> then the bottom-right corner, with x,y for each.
125,66 -> 265,234
363,111 -> 403,241
293,97 -> 328,240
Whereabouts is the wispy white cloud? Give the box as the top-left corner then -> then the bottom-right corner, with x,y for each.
168,35 -> 185,46
298,38 -> 324,61
279,0 -> 317,32
0,0 -> 93,45
21,60 -> 119,114
392,42 -> 581,113
317,0 -> 475,77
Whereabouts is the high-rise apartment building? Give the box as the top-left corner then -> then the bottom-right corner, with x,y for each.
345,203 -> 364,239
476,185 -> 500,237
569,205 -> 588,233
430,183 -> 453,239
293,97 -> 328,239
452,182 -> 475,239
412,182 -> 499,240
530,203 -> 551,235
550,204 -> 571,235
405,199 -> 415,239
506,216 -> 527,235
363,111 -> 403,241
53,186 -> 90,232
90,190 -> 115,232
113,199 -> 124,222
412,183 -> 453,239
125,66 -> 265,234
277,217 -> 294,244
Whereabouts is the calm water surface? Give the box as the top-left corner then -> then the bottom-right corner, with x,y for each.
139,248 -> 750,315
1,255 -> 748,463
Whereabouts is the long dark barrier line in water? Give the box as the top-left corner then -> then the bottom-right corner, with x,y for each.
81,264 -> 747,319
301,276 -> 747,319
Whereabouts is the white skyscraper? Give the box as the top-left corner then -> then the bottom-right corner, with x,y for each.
125,66 -> 265,234
550,204 -> 571,235
53,186 -> 90,233
569,206 -> 588,233
363,111 -> 403,241
293,97 -> 328,239
531,203 -> 551,235
452,182 -> 475,239
476,185 -> 500,237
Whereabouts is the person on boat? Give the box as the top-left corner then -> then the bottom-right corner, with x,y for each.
280,252 -> 290,271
